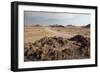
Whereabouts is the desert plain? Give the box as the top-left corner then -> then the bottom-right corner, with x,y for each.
24,25 -> 90,61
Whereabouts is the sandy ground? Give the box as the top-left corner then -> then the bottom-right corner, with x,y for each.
44,27 -> 74,38
24,26 -> 90,43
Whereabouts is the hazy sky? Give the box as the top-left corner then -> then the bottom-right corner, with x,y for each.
24,11 -> 91,26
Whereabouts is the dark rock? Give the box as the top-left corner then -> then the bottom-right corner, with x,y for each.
69,35 -> 90,47
24,35 -> 90,61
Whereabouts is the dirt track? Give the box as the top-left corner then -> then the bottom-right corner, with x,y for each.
44,27 -> 74,38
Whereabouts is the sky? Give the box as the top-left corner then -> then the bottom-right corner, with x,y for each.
24,11 -> 91,26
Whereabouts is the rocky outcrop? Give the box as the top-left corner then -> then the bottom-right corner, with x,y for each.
24,35 -> 90,61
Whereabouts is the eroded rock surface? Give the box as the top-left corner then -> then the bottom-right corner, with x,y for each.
24,35 -> 90,61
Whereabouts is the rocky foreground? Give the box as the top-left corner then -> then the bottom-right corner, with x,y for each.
24,35 -> 90,61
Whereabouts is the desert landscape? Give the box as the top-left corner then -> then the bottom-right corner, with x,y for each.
24,24 -> 90,61
24,11 -> 91,62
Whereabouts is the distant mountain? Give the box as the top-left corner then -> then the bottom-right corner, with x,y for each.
85,24 -> 90,27
49,24 -> 65,27
81,24 -> 90,28
66,24 -> 76,27
34,24 -> 41,27
25,24 -> 41,27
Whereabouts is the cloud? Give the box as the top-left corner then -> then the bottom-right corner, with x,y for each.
25,11 -> 76,20
24,11 -> 91,26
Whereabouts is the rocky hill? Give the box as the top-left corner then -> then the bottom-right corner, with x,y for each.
24,35 -> 90,61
